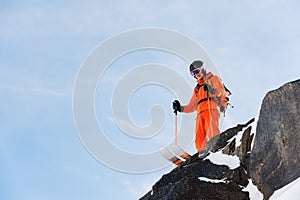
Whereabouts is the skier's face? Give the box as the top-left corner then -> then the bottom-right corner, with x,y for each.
195,73 -> 203,80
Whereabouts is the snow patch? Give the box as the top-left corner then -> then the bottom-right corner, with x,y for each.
206,151 -> 240,169
234,129 -> 244,147
243,179 -> 263,200
270,177 -> 300,200
250,117 -> 258,151
198,177 -> 226,183
233,118 -> 258,148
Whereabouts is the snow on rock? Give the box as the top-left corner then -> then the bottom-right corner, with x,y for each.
231,117 -> 257,150
269,177 -> 300,200
234,130 -> 243,147
205,151 -> 240,169
198,177 -> 226,183
250,117 -> 258,151
243,179 -> 264,200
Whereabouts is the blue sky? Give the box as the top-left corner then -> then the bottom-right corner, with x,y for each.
1,0 -> 300,199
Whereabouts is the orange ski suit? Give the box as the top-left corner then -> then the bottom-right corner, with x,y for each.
183,72 -> 228,152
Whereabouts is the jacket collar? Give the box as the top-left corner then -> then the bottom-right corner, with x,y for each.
197,72 -> 213,84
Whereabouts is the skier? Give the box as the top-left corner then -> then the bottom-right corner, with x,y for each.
173,60 -> 229,152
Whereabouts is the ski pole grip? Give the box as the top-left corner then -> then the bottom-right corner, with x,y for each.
172,100 -> 181,115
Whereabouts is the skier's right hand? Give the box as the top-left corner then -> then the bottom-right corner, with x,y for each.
173,100 -> 183,113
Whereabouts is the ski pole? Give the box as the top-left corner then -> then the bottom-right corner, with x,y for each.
175,111 -> 178,145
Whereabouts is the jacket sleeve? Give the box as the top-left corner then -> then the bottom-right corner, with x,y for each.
182,90 -> 198,113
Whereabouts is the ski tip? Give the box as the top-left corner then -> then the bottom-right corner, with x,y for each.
171,144 -> 192,160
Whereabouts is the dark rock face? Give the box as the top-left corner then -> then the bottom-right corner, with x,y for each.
140,119 -> 255,200
156,176 -> 249,200
250,80 -> 300,199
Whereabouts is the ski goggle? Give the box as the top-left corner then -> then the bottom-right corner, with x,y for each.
190,68 -> 203,76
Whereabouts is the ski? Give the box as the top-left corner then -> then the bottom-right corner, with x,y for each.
172,144 -> 191,160
160,147 -> 183,166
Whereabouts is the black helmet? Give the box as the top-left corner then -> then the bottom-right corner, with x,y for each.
189,60 -> 204,72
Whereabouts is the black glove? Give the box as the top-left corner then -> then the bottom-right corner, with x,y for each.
173,100 -> 183,113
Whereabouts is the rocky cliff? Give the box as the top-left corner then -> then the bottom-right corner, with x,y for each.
140,79 -> 300,200
250,79 -> 300,199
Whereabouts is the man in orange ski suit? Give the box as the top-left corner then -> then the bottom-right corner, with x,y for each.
173,60 -> 228,152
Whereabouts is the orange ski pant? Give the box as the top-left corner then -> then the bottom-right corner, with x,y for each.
195,109 -> 220,152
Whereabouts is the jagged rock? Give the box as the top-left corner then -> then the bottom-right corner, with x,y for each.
226,166 -> 248,187
222,138 -> 236,156
249,79 -> 300,199
235,126 -> 254,176
153,159 -> 232,190
140,120 -> 254,200
142,175 -> 249,200
208,118 -> 255,153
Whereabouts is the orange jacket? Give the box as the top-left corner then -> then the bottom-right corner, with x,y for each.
183,72 -> 228,113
